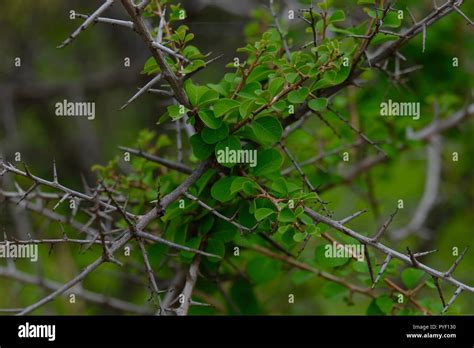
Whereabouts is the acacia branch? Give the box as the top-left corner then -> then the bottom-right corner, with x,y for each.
175,253 -> 202,316
118,146 -> 193,174
304,207 -> 474,294
120,0 -> 190,108
74,13 -> 135,30
58,0 -> 116,48
0,266 -> 150,314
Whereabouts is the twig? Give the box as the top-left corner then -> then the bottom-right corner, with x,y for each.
118,146 -> 192,174
303,207 -> 474,293
0,266 -> 150,314
58,0 -> 116,48
120,73 -> 162,110
327,106 -> 387,156
184,192 -> 256,234
175,252 -> 202,316
372,254 -> 392,289
74,13 -> 135,30
269,0 -> 291,60
371,208 -> 398,242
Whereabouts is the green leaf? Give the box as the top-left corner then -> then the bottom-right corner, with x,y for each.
376,295 -> 395,314
255,208 -> 275,221
242,180 -> 259,195
251,117 -> 283,146
315,244 -> 350,268
306,224 -> 320,235
247,66 -> 272,83
198,109 -> 222,129
184,79 -> 207,106
329,10 -> 345,23
253,149 -> 283,176
308,98 -> 328,112
239,99 -> 257,118
285,73 -> 299,84
331,65 -> 350,85
366,299 -> 385,315
182,59 -> 206,74
213,98 -> 240,117
190,134 -> 214,160
201,123 -> 229,144
268,77 -> 285,97
210,176 -> 236,203
142,57 -> 160,75
167,104 -> 188,120
278,208 -> 296,223
230,177 -> 254,194
183,45 -> 205,60
208,81 -> 230,97
312,78 -> 334,91
383,11 -> 401,28
293,232 -> 307,242
246,256 -> 280,284
298,213 -> 312,225
271,178 -> 288,196
215,136 -> 242,168
195,168 -> 216,195
287,87 -> 309,104
239,82 -> 261,98
198,89 -> 220,106
401,268 -> 425,289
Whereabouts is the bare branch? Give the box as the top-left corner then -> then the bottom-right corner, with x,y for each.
453,5 -> 474,25
442,286 -> 463,314
338,209 -> 368,224
371,208 -> 398,242
120,73 -> 162,110
118,146 -> 192,174
120,0 -> 190,107
327,106 -> 387,156
407,103 -> 474,141
372,254 -> 392,289
433,276 -> 447,308
74,13 -> 135,30
445,246 -> 470,278
151,42 -> 190,63
58,0 -> 116,48
0,266 -> 150,314
175,253 -> 202,316
303,207 -> 474,293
